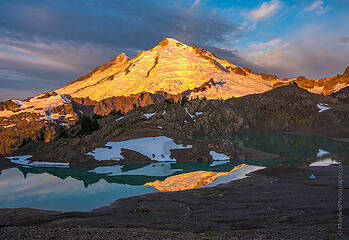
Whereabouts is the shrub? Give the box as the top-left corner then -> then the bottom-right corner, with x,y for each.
109,109 -> 122,116
78,115 -> 99,135
93,113 -> 104,119
59,128 -> 68,138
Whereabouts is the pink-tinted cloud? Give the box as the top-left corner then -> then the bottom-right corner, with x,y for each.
240,26 -> 349,79
302,1 -> 330,15
248,0 -> 282,22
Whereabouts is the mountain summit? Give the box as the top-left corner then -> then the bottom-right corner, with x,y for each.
56,38 -> 279,101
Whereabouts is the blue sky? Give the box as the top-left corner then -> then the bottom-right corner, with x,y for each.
0,0 -> 348,100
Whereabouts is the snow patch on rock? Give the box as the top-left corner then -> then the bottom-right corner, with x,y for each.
115,116 -> 124,122
204,166 -> 265,188
3,124 -> 16,128
0,95 -> 72,120
87,136 -> 192,161
144,113 -> 156,119
317,149 -> 330,158
210,151 -> 230,160
317,103 -> 331,112
309,158 -> 339,167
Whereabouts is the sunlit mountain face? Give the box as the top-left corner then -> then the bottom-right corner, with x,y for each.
55,38 -> 280,101
54,37 -> 349,101
1,37 -> 348,124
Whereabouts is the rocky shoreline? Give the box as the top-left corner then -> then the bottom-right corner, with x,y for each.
0,165 -> 347,239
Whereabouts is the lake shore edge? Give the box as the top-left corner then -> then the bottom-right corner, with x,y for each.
0,164 -> 347,239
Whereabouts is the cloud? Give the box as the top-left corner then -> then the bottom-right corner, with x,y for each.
302,1 -> 329,15
248,0 -> 281,22
189,0 -> 200,12
0,0 -> 239,50
248,38 -> 282,51
240,27 -> 349,79
0,88 -> 42,101
0,38 -> 118,91
0,0 -> 242,101
339,36 -> 349,43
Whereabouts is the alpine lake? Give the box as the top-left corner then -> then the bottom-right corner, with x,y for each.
0,134 -> 348,212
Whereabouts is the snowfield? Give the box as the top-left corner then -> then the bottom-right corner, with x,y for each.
317,103 -> 331,112
310,148 -> 338,166
210,151 -> 230,160
115,116 -> 124,122
184,107 -> 203,121
0,94 -> 72,121
87,136 -> 193,161
204,166 -> 265,188
309,158 -> 339,167
3,124 -> 16,128
144,113 -> 156,119
317,149 -> 330,158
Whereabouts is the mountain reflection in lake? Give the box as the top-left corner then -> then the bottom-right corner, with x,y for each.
0,134 -> 347,212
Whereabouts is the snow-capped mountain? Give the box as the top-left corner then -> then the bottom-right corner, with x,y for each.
1,37 -> 348,156
56,38 -> 279,101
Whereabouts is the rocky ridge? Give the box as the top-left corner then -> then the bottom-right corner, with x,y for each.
274,66 -> 349,95
7,85 -> 349,167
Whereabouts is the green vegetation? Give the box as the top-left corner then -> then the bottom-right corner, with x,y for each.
59,128 -> 68,138
164,96 -> 189,105
77,115 -> 100,135
108,109 -> 123,116
93,113 -> 103,119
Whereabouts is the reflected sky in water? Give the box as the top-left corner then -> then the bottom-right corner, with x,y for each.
0,168 -> 158,212
0,134 -> 348,212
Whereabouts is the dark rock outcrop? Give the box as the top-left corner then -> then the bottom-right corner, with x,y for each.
331,86 -> 349,103
0,100 -> 20,111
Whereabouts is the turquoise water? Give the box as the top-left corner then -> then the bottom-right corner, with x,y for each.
0,134 -> 347,212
